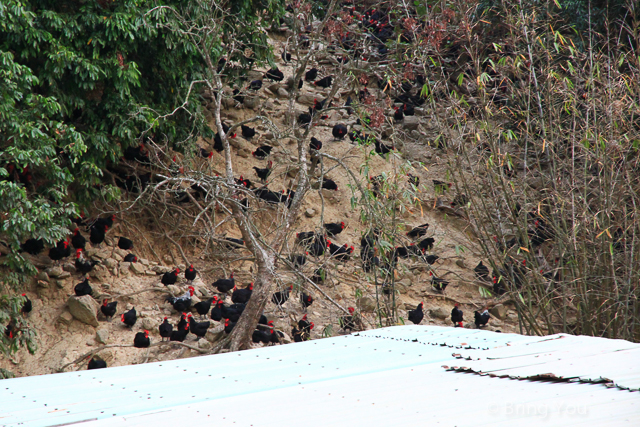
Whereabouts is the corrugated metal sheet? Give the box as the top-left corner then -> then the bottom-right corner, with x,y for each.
0,326 -> 638,427
446,333 -> 640,391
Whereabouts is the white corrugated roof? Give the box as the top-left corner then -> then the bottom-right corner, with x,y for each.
1,326 -> 638,427
446,333 -> 640,390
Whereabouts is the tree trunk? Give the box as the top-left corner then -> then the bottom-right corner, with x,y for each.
229,259 -> 275,351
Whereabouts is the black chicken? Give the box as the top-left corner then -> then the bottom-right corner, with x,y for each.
124,253 -> 138,263
259,314 -> 269,325
123,144 -> 149,163
362,248 -> 380,273
474,309 -> 490,327
311,97 -> 327,113
422,254 -> 439,265
160,268 -> 180,286
324,222 -> 345,236
71,212 -> 87,228
100,299 -> 118,320
49,240 -> 71,263
296,231 -> 317,244
241,125 -> 256,139
272,285 -> 293,306
20,238 -> 45,255
334,244 -> 354,262
221,303 -> 245,322
406,223 -> 429,239
88,357 -> 107,370
289,253 -> 307,268
232,88 -> 245,104
75,249 -> 100,275
213,272 -> 235,293
314,76 -> 332,88
300,293 -> 313,309
307,238 -> 326,257
134,330 -> 150,348
252,329 -> 271,344
418,237 -> 435,251
121,307 -> 137,328
236,175 -> 253,188
253,161 -> 273,183
311,268 -> 326,284
403,103 -> 415,116
393,105 -> 404,121
74,276 -> 92,297
310,137 -> 322,151
224,319 -> 236,334
431,273 -> 449,292
194,297 -> 216,319
339,307 -> 356,332
252,145 -> 272,159
493,275 -> 507,295
255,187 -> 282,204
185,264 -> 197,284
408,302 -> 424,325
374,140 -> 394,156
89,224 -> 107,246
305,68 -> 318,81
344,96 -> 353,115
407,173 -> 419,187
4,323 -> 15,339
223,237 -> 245,250
248,80 -> 263,91
166,287 -> 194,312
298,112 -> 312,127
117,237 -> 133,251
177,312 -> 189,332
451,304 -> 464,327
281,49 -> 291,62
170,323 -> 189,342
188,315 -> 210,339
267,321 -> 282,345
292,317 -> 314,342
265,67 -> 284,81
298,314 -> 313,333
71,229 -> 86,250
332,124 -> 347,140
231,283 -> 253,304
19,293 -> 31,315
159,317 -> 173,341
198,148 -> 213,159
321,178 -> 338,191
474,261 -> 491,282
93,214 -> 115,231
213,124 -> 237,152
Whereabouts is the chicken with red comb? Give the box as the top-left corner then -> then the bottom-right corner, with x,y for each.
133,330 -> 150,348
451,303 -> 464,327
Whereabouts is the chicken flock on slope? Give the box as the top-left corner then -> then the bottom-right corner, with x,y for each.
5,3 -> 524,370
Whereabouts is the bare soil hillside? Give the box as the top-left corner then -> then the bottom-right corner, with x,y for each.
0,39 -> 520,378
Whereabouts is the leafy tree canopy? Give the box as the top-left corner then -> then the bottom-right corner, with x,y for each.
0,0 -> 284,354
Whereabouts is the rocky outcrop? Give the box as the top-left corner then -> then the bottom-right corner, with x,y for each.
67,295 -> 99,327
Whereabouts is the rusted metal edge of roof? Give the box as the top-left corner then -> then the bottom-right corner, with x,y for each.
441,365 -> 635,392
352,328 -> 640,392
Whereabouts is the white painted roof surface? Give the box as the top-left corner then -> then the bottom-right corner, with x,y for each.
447,333 -> 640,391
1,326 -> 638,427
